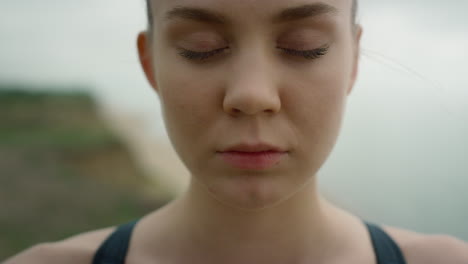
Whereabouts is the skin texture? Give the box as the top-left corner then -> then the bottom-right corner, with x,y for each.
142,0 -> 360,211
4,1 -> 468,263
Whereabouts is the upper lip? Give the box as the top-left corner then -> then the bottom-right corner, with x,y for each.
219,143 -> 287,153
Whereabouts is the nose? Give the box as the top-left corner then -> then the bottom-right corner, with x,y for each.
222,49 -> 281,116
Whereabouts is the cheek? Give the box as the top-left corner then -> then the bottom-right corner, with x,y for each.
287,82 -> 346,158
284,66 -> 349,129
156,63 -> 220,154
281,50 -> 351,159
160,80 -> 204,132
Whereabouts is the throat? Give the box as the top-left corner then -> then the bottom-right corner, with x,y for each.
166,181 -> 344,263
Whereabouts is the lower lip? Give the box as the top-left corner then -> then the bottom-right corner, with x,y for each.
217,151 -> 288,170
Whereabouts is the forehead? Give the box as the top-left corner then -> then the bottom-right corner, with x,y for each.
153,0 -> 352,26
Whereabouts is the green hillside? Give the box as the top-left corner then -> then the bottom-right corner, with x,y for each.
0,87 -> 170,260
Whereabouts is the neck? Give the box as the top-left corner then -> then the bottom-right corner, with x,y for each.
165,176 -> 349,263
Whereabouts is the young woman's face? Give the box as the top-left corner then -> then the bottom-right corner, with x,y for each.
139,0 -> 361,209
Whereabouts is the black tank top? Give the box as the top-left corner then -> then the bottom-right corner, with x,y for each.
92,220 -> 407,264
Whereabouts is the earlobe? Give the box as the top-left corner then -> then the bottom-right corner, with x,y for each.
137,32 -> 159,93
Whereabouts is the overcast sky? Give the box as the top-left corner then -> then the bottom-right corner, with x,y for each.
1,0 -> 467,238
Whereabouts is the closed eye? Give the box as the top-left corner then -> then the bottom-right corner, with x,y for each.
279,44 -> 330,60
177,44 -> 330,62
177,47 -> 228,61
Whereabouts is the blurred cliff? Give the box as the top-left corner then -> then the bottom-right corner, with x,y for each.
0,84 -> 175,259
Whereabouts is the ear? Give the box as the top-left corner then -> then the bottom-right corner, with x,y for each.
137,32 -> 159,93
347,25 -> 363,96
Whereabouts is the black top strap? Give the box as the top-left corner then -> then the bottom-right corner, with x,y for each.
92,219 -> 406,264
92,219 -> 139,264
365,222 -> 407,264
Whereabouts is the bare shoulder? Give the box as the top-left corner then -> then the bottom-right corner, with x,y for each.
3,226 -> 116,264
383,225 -> 468,264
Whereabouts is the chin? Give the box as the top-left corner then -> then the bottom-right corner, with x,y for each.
201,172 -> 303,211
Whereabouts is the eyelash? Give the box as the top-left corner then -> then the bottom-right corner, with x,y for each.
280,45 -> 330,60
178,47 -> 228,61
177,45 -> 330,61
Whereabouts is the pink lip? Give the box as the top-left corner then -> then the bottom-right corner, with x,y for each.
220,143 -> 286,153
217,143 -> 288,170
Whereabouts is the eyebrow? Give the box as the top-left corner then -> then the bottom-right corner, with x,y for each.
273,3 -> 338,23
164,3 -> 339,25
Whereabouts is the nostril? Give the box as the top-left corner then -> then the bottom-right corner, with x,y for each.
228,108 -> 241,116
223,92 -> 282,116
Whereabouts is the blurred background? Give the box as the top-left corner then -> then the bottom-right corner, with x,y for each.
0,0 -> 467,259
